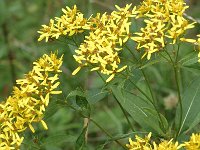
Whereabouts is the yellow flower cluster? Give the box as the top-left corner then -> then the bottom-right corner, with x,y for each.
183,133 -> 200,150
153,139 -> 181,150
126,133 -> 182,150
127,132 -> 200,150
72,4 -> 136,82
0,53 -> 63,149
131,0 -> 196,59
38,5 -> 87,42
126,133 -> 152,150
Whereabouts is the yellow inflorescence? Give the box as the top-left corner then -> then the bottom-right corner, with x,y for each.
0,53 -> 63,149
126,133 -> 182,150
126,133 -> 153,150
72,4 -> 136,82
183,133 -> 200,150
38,5 -> 88,42
38,2 -> 199,82
127,133 -> 200,150
131,0 -> 196,59
153,139 -> 182,150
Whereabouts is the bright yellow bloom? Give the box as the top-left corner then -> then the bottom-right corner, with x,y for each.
153,139 -> 182,150
131,19 -> 166,60
38,5 -> 88,42
73,4 -> 136,82
183,133 -> 200,150
132,0 -> 196,60
126,133 -> 153,150
0,53 -> 63,149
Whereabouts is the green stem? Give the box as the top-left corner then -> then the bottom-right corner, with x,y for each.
125,45 -> 165,131
113,94 -> 135,132
125,75 -> 165,132
67,104 -> 126,149
165,50 -> 183,139
96,71 -> 135,133
90,118 -> 127,149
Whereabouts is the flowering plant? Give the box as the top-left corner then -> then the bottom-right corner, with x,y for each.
1,0 -> 200,149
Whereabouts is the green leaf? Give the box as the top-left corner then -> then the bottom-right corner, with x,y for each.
111,85 -> 167,136
139,59 -> 161,69
86,88 -> 108,104
41,133 -> 76,146
175,76 -> 200,135
76,95 -> 89,110
0,0 -> 6,25
67,88 -> 85,99
181,63 -> 200,75
75,126 -> 88,150
179,51 -> 198,66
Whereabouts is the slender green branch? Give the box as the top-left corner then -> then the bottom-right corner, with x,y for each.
90,118 -> 127,149
96,71 -> 135,133
165,49 -> 183,139
141,70 -> 157,105
113,94 -> 135,132
125,45 -> 165,131
67,104 -> 126,149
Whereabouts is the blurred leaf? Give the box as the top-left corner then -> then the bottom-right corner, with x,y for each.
140,59 -> 162,69
175,76 -> 200,135
111,85 -> 167,136
181,63 -> 200,75
75,125 -> 88,150
41,133 -> 76,146
67,88 -> 85,99
179,51 -> 198,66
76,95 -> 89,110
0,0 -> 6,25
86,88 -> 108,104
44,100 -> 62,120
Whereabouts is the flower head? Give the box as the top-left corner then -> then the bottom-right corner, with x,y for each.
73,4 -> 136,82
183,133 -> 200,150
0,53 -> 63,149
132,0 -> 196,60
126,133 -> 153,150
38,5 -> 88,42
153,139 -> 182,150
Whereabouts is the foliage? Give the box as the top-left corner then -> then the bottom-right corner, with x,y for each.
0,0 -> 200,149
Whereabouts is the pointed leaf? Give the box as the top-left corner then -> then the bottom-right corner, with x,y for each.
111,85 -> 167,135
175,77 -> 200,134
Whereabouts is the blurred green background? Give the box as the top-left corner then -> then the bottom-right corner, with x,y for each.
0,0 -> 200,149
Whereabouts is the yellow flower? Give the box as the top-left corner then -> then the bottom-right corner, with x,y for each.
0,52 -> 63,149
126,133 -> 153,150
183,133 -> 200,150
73,4 -> 136,82
38,5 -> 88,42
132,0 -> 196,60
153,139 -> 182,150
131,19 -> 166,60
